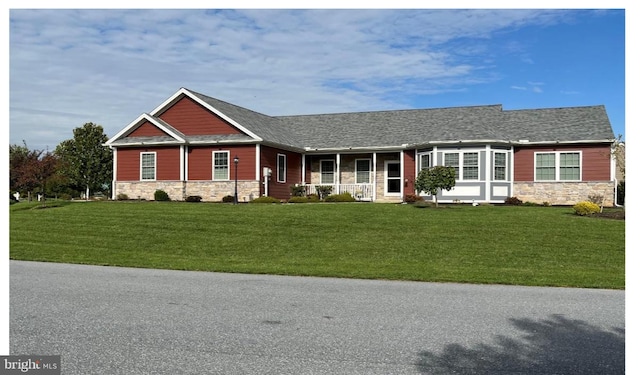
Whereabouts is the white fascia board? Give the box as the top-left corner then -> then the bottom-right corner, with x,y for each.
187,139 -> 259,145
151,87 -> 263,142
105,113 -> 185,146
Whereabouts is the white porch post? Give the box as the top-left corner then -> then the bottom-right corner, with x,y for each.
400,150 -> 405,199
372,152 -> 377,201
485,145 -> 491,202
336,153 -> 341,194
302,154 -> 306,184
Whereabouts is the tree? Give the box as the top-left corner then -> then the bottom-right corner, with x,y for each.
414,166 -> 456,207
55,122 -> 113,200
9,141 -> 59,205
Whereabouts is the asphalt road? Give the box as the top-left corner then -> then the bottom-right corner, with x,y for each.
10,261 -> 624,374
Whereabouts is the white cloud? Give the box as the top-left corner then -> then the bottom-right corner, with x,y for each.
7,9 -> 598,149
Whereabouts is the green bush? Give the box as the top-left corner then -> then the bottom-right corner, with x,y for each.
116,193 -> 129,201
504,196 -> 523,205
324,192 -> 356,202
288,195 -> 320,203
185,195 -> 202,202
154,190 -> 170,201
222,195 -> 235,203
290,185 -> 307,197
573,201 -> 601,216
315,185 -> 333,200
250,196 -> 281,204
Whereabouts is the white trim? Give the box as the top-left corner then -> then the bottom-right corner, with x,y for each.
384,160 -> 402,196
400,151 -> 405,198
355,158 -> 372,184
184,146 -> 189,181
320,159 -> 335,184
255,144 -> 261,181
277,153 -> 286,183
180,145 -> 185,181
442,150 -> 482,181
492,150 -> 509,181
372,152 -> 377,201
105,113 -> 186,145
150,88 -> 263,141
302,154 -> 306,185
212,150 -> 231,181
336,153 -> 341,186
140,151 -> 157,181
534,150 -> 583,182
112,148 -> 118,199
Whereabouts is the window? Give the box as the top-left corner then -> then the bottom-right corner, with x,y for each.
535,151 -> 581,181
494,152 -> 507,181
444,151 -> 480,180
277,154 -> 286,183
355,159 -> 371,183
444,153 -> 459,179
419,153 -> 431,170
320,160 -> 335,184
385,161 -> 401,195
462,152 -> 479,180
140,152 -> 156,180
212,151 -> 229,180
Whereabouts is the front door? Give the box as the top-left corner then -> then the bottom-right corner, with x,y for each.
385,161 -> 401,196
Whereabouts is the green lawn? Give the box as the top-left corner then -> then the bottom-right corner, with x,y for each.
9,200 -> 625,289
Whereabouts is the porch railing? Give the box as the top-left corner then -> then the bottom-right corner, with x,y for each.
304,184 -> 374,201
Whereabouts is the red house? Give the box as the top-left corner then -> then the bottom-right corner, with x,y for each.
105,87 -> 618,205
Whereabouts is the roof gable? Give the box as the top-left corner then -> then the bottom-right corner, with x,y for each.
105,113 -> 186,146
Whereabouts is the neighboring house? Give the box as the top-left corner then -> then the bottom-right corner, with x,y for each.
105,87 -> 617,205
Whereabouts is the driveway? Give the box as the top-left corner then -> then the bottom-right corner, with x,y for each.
10,261 -> 624,374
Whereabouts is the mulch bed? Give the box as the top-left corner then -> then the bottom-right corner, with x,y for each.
593,210 -> 625,220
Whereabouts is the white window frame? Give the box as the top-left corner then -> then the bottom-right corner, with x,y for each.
320,159 -> 335,184
355,159 -> 371,184
140,152 -> 156,181
212,151 -> 230,181
277,153 -> 286,183
418,152 -> 432,170
443,151 -> 480,181
384,160 -> 402,196
534,151 -> 582,181
493,151 -> 507,181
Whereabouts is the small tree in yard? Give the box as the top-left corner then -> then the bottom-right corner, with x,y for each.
415,166 -> 456,207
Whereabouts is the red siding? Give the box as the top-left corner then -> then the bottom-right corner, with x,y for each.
127,121 -> 166,137
158,96 -> 242,135
514,144 -> 611,181
260,146 -> 302,200
117,147 -> 180,181
403,150 -> 416,195
188,146 -> 256,181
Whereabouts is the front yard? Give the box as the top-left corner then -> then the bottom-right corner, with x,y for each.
9,201 -> 625,289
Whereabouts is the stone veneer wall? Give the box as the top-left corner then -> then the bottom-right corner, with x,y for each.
513,181 -> 615,206
116,181 -> 261,202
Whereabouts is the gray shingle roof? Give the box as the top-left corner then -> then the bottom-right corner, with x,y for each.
148,88 -> 615,150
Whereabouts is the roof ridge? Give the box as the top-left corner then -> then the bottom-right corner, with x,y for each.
275,104 -> 504,118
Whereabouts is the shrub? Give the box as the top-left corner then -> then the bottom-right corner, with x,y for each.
154,190 -> 170,201
116,193 -> 129,201
222,195 -> 235,203
523,201 -> 540,207
315,185 -> 333,200
324,192 -> 356,202
504,196 -> 523,205
185,195 -> 202,202
288,195 -> 320,203
573,201 -> 601,216
404,194 -> 424,203
250,196 -> 281,204
413,201 -> 435,209
290,184 -> 307,197
542,201 -> 552,207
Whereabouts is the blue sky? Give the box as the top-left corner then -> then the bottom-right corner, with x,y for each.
7,8 -> 626,152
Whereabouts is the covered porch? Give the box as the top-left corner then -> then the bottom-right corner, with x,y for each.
301,151 -> 413,203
